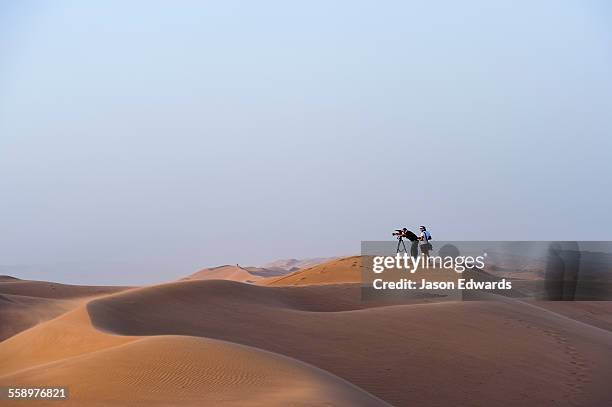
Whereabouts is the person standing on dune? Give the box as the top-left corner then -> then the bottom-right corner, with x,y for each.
418,225 -> 432,258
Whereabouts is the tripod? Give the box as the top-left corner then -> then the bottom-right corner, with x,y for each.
396,236 -> 409,253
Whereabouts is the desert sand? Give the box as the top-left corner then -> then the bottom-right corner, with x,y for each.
1,317 -> 384,406
0,277 -> 127,341
261,257 -> 336,272
183,263 -> 295,283
264,256 -> 362,285
2,257 -> 612,406
182,264 -> 264,283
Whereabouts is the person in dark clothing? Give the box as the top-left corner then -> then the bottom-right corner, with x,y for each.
393,228 -> 419,258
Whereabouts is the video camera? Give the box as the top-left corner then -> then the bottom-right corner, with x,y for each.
392,229 -> 406,238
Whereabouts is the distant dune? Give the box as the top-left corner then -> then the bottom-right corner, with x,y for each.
261,257 -> 337,272
263,256 -> 512,289
184,258 -> 333,284
182,265 -> 264,283
264,256 -> 362,286
0,278 -> 126,299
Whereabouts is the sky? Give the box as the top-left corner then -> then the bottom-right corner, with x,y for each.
1,1 -> 611,284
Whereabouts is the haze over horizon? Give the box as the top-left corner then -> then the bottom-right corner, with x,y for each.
1,1 -> 611,285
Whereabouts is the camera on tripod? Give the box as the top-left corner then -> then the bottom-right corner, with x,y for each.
392,228 -> 418,254
392,228 -> 418,242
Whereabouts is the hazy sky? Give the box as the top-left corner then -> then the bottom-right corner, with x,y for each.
1,1 -> 611,284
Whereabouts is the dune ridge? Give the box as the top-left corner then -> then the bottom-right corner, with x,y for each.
0,278 -> 128,299
261,257 -> 337,272
264,256 -> 362,286
183,264 -> 263,283
0,278 -> 128,341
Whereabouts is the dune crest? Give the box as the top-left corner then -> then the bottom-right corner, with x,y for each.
0,278 -> 128,341
261,257 -> 337,271
264,256 -> 362,286
183,265 -> 263,283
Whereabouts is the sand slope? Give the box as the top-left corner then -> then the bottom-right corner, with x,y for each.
183,265 -> 263,283
0,293 -> 75,341
1,334 -> 386,406
184,264 -> 293,283
0,306 -> 134,375
0,278 -> 127,299
530,301 -> 612,332
85,280 -> 612,407
0,285 -> 387,406
261,257 -> 336,272
0,277 -> 127,341
3,271 -> 612,406
265,256 -> 362,286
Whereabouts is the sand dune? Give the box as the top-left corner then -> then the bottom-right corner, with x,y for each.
183,265 -> 263,283
242,266 -> 290,278
261,257 -> 337,272
0,293 -> 75,341
3,270 -> 612,406
183,264 -> 293,283
264,256 -> 505,288
2,334 -> 386,406
188,254 -> 468,287
84,280 -> 612,406
530,301 -> 612,332
0,305 -> 134,376
0,277 -> 128,341
265,256 -> 362,286
0,292 -> 387,407
0,277 -> 127,299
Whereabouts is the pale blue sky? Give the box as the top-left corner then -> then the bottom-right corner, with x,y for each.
1,1 -> 611,284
